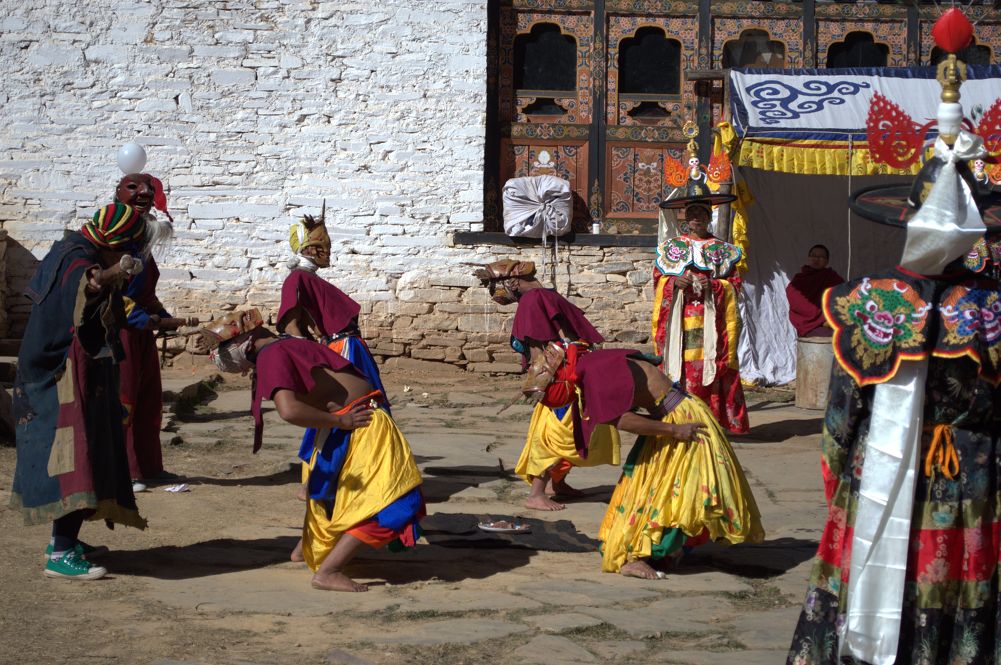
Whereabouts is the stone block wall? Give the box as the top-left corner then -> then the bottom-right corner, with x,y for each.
0,1 -> 658,372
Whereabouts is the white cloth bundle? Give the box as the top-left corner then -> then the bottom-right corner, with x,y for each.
502,175 -> 572,242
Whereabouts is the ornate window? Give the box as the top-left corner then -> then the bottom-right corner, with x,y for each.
617,27 -> 681,121
514,23 -> 577,94
722,29 -> 787,69
826,31 -> 888,68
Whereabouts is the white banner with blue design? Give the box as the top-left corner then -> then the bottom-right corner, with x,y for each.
731,65 -> 1001,143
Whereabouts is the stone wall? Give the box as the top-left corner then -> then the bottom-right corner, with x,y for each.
0,1 -> 657,372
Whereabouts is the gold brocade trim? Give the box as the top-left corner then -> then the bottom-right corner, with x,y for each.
12,491 -> 147,529
735,139 -> 922,177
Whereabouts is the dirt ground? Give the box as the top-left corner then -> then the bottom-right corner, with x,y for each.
0,356 -> 826,665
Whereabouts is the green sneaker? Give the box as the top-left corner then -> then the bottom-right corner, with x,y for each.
44,541 -> 108,560
44,550 -> 107,580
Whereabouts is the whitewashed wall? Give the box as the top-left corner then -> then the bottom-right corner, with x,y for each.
0,0 -> 658,370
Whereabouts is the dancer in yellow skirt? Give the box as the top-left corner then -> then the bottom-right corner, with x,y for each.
599,388 -> 764,579
204,310 -> 424,592
524,337 -> 763,580
475,260 -> 620,511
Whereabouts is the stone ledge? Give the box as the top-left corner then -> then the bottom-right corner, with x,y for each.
450,231 -> 658,248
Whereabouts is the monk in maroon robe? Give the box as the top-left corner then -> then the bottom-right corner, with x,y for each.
786,244 -> 844,338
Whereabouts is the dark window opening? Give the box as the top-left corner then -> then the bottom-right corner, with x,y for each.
930,44 -> 992,67
514,23 -> 577,92
627,101 -> 672,119
722,29 -> 786,69
826,32 -> 889,68
522,98 -> 568,116
618,27 -> 681,96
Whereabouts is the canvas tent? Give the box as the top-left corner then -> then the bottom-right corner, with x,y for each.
726,65 -> 1001,384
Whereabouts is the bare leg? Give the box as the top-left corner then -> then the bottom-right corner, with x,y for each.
524,473 -> 565,511
290,537 -> 304,562
311,534 -> 370,592
295,484 -> 308,502
620,558 -> 663,580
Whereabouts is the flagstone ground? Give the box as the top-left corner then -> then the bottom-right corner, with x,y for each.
0,357 -> 826,665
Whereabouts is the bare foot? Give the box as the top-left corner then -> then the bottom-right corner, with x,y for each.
524,494 -> 566,511
552,479 -> 586,498
290,538 -> 304,563
620,559 -> 663,580
311,571 -> 369,592
295,484 -> 308,502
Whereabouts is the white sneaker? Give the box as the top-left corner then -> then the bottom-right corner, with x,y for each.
132,481 -> 148,493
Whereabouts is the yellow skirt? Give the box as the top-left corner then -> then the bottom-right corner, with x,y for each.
302,409 -> 422,572
598,394 -> 764,573
514,402 -> 621,483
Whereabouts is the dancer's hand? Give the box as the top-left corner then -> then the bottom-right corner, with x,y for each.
669,422 -> 707,442
674,274 -> 692,290
331,402 -> 373,430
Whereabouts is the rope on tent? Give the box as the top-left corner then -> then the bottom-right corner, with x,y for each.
847,135 -> 854,279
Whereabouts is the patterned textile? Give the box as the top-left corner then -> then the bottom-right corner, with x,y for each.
514,402 -> 620,485
788,272 -> 1001,665
598,391 -> 764,573
652,248 -> 748,434
81,203 -> 145,250
10,232 -> 143,529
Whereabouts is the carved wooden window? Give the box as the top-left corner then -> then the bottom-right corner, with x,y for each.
722,29 -> 787,69
826,31 -> 888,68
930,43 -> 992,66
514,23 -> 577,98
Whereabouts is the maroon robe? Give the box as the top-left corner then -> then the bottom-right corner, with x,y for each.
251,337 -> 359,452
277,270 -> 361,337
786,266 -> 844,337
572,348 -> 643,454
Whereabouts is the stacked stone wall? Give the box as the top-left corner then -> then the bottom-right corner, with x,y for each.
0,1 -> 656,372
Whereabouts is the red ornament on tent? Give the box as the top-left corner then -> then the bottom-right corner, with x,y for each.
866,92 -> 935,169
932,8 -> 974,54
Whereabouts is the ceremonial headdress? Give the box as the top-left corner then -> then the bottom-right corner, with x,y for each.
199,308 -> 265,374
81,203 -> 146,250
659,127 -> 736,212
849,10 -> 1001,267
289,202 -> 330,255
473,259 -> 537,306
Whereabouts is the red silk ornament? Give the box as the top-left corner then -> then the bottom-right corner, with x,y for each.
932,8 -> 974,54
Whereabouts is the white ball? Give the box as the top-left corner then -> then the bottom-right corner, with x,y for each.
117,142 -> 148,174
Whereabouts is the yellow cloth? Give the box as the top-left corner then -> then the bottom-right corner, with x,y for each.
302,409 -> 422,572
598,394 -> 764,573
515,403 -> 620,483
734,138 -> 922,176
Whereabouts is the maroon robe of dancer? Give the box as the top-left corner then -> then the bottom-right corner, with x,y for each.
277,269 -> 361,338
510,288 -> 603,355
785,265 -> 844,337
250,337 -> 357,452
572,348 -> 645,454
120,258 -> 169,480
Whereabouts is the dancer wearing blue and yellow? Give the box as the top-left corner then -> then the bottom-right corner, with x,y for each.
205,310 -> 423,592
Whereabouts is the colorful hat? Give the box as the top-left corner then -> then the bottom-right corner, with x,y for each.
658,177 -> 737,211
81,203 -> 146,249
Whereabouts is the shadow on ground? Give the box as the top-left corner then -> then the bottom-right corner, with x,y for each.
732,418 -> 823,443
684,536 -> 818,578
98,536 -> 536,585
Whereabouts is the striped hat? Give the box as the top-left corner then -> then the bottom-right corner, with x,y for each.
82,203 -> 146,249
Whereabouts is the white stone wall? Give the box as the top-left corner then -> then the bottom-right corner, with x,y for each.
0,0 -> 657,368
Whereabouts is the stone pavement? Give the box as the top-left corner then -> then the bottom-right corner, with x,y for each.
138,362 -> 826,665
